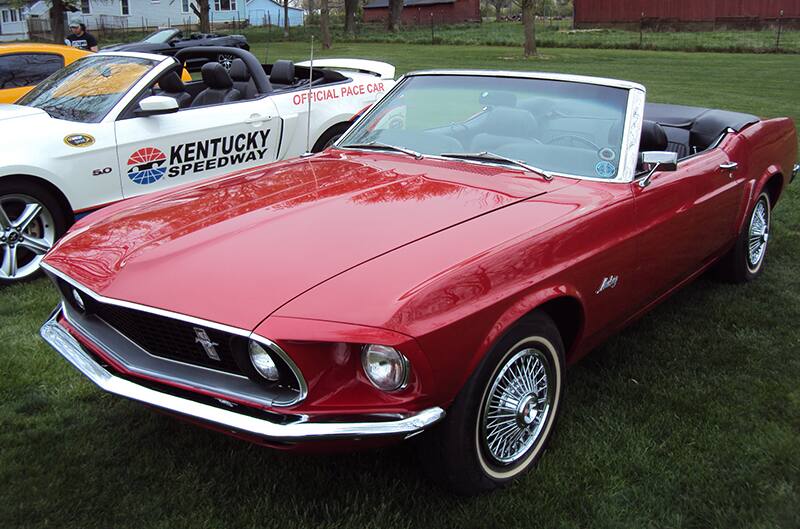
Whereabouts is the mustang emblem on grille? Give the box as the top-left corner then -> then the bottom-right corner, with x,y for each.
193,327 -> 221,361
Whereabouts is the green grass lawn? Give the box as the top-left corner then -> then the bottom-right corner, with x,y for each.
242,21 -> 800,54
1,44 -> 799,529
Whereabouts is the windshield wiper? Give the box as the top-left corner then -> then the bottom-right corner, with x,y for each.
440,151 -> 554,181
344,141 -> 423,159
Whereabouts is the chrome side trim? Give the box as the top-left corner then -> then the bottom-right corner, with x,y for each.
41,309 -> 445,441
40,262 -> 308,406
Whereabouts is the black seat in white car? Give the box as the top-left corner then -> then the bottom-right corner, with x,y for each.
270,60 -> 296,87
229,58 -> 257,99
157,71 -> 192,108
190,62 -> 242,108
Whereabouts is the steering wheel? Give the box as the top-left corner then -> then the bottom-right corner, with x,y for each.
545,135 -> 601,150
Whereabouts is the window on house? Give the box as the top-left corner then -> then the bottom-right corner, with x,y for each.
214,0 -> 236,11
121,0 -> 129,15
1,10 -> 9,23
80,0 -> 90,14
181,0 -> 190,12
10,9 -> 18,21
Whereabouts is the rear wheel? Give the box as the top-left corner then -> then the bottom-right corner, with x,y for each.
716,191 -> 771,283
217,53 -> 235,71
418,312 -> 565,495
0,180 -> 68,285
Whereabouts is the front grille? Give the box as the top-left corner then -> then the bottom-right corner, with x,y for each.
87,297 -> 243,374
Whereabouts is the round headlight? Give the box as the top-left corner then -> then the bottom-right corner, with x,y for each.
361,344 -> 409,392
248,341 -> 280,382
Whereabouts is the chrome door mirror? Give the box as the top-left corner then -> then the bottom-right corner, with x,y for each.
638,151 -> 678,188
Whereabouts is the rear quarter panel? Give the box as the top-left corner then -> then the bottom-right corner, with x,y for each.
737,118 -> 797,225
270,74 -> 394,157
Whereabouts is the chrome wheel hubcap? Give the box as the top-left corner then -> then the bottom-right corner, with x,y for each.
218,54 -> 234,70
0,194 -> 56,281
747,198 -> 769,272
481,348 -> 553,465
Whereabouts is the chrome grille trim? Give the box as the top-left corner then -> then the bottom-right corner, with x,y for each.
41,262 -> 308,406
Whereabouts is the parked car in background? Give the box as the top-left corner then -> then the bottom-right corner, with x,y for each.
39,71 -> 797,493
0,43 -> 89,103
103,28 -> 249,71
0,46 -> 395,284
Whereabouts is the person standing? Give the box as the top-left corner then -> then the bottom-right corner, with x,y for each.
65,20 -> 98,52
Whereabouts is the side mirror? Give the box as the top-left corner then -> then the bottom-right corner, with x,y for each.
638,151 -> 678,188
135,95 -> 179,117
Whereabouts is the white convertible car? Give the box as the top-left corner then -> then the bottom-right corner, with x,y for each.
0,47 -> 395,283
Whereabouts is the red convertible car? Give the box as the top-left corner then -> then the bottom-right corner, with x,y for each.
40,71 -> 797,494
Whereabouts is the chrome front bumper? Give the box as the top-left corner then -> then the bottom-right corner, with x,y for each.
40,308 -> 445,442
792,163 -> 799,183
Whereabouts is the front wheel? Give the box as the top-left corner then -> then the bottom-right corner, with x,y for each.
0,180 -> 67,285
418,312 -> 565,494
716,191 -> 771,283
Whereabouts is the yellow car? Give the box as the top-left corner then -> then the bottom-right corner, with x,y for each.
0,43 -> 192,104
0,43 -> 90,104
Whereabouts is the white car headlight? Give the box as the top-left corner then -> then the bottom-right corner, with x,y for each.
361,344 -> 409,392
249,340 -> 280,381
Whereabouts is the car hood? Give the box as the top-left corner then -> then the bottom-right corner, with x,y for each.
0,104 -> 49,122
45,151 -> 570,330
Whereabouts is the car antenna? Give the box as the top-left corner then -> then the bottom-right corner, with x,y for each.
303,36 -> 315,156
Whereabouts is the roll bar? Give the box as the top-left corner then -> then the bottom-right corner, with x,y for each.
174,46 -> 272,94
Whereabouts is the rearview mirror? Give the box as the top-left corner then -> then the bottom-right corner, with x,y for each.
135,95 -> 179,117
639,151 -> 678,188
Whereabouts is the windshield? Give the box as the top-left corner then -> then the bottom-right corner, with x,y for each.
142,28 -> 180,44
18,55 -> 156,123
339,75 -> 631,179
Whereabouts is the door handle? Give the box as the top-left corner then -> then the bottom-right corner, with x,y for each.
245,114 -> 270,125
720,162 -> 739,172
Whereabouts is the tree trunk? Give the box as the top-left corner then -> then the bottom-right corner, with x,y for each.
522,0 -> 536,57
50,0 -> 66,43
191,0 -> 211,33
344,0 -> 358,35
320,0 -> 331,49
494,3 -> 501,22
283,0 -> 290,37
387,0 -> 403,32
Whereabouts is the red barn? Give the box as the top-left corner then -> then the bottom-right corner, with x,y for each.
363,0 -> 481,26
574,0 -> 800,29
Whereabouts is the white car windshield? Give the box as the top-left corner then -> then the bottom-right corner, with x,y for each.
339,75 -> 631,179
18,55 -> 157,123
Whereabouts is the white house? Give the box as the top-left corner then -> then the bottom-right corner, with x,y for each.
0,2 -> 28,42
1,0 -> 302,41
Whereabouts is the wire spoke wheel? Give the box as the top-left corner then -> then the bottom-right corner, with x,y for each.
0,193 -> 56,281
479,346 -> 555,466
746,196 -> 770,273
